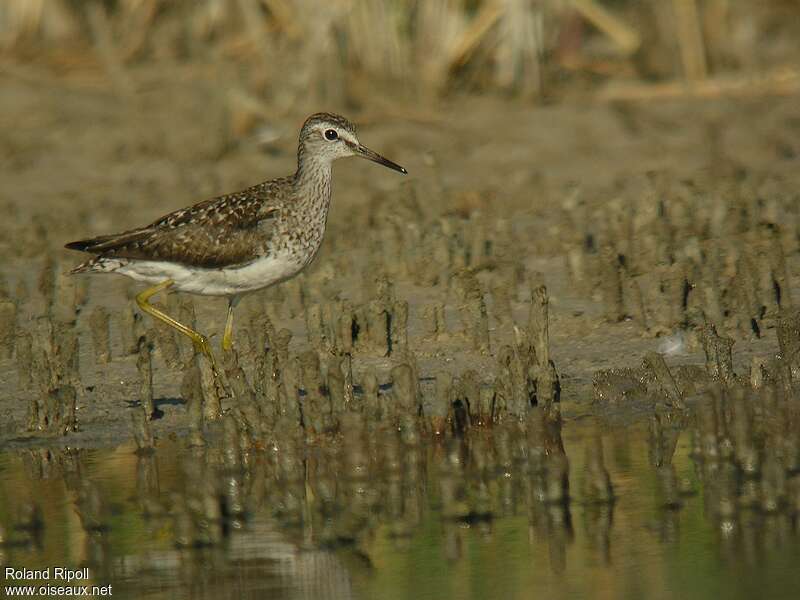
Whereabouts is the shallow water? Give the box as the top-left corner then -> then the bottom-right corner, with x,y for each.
1,418 -> 799,600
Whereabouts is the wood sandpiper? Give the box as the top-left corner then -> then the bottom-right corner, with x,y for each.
66,113 -> 407,376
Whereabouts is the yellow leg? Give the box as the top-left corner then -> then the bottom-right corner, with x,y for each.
135,280 -> 219,376
222,296 -> 239,352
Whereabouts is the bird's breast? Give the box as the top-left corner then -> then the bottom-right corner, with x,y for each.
274,196 -> 332,259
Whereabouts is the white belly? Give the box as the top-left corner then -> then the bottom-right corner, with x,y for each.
114,254 -> 305,297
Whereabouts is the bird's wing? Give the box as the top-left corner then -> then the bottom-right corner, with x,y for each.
65,180 -> 286,268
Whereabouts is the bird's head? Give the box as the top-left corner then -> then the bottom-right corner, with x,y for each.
298,112 -> 407,174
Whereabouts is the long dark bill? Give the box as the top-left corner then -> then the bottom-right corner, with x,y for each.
356,144 -> 407,174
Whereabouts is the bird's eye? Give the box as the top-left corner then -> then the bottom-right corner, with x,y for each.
324,129 -> 338,141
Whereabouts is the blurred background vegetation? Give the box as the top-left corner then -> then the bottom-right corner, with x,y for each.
2,0 -> 799,112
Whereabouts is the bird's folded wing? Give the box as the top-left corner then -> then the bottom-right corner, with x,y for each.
66,189 -> 280,269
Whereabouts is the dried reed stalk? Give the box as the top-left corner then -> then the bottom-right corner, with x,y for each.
672,0 -> 708,80
447,0 -> 505,72
571,0 -> 640,55
597,66 -> 800,102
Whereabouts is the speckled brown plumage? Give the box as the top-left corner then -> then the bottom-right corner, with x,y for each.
67,180 -> 286,268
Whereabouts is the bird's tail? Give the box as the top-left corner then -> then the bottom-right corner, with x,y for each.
69,257 -> 125,274
69,259 -> 97,274
65,239 -> 100,252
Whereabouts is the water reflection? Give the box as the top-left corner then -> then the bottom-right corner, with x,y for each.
2,390 -> 800,599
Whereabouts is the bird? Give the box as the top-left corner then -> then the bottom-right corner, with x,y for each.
66,112 -> 407,377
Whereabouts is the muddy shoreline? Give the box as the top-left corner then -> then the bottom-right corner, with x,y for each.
1,62 -> 799,449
